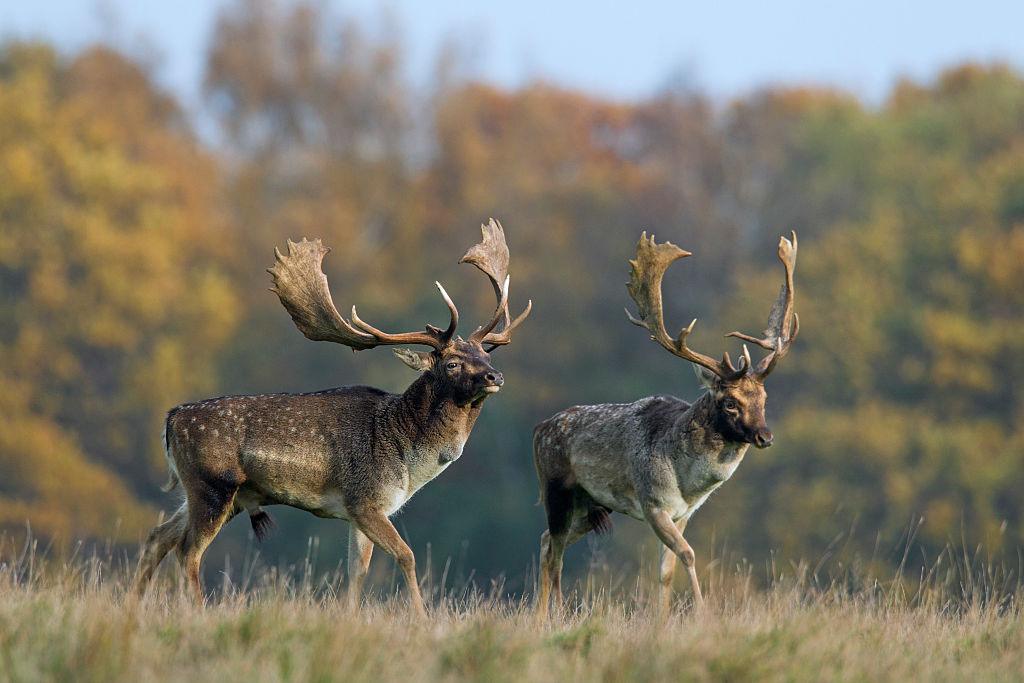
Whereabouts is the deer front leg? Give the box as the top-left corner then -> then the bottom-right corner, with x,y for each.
347,525 -> 374,611
657,517 -> 690,614
350,509 -> 426,618
659,541 -> 677,614
645,507 -> 703,608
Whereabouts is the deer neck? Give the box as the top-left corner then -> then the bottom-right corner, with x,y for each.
394,373 -> 483,461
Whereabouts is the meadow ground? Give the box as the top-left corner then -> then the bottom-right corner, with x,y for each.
0,538 -> 1021,682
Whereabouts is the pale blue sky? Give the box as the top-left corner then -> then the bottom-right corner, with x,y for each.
3,0 -> 1023,110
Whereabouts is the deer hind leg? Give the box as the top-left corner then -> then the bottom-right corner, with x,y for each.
646,508 -> 703,608
350,509 -> 426,618
134,502 -> 189,597
538,530 -> 560,620
346,524 -> 374,611
175,478 -> 239,605
538,476 -> 575,619
539,490 -> 602,619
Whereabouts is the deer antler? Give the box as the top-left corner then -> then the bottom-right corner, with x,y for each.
625,233 -> 748,380
725,231 -> 799,378
461,219 -> 532,349
268,238 -> 459,351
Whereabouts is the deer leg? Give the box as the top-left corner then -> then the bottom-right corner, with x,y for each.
540,515 -> 596,620
350,510 -> 426,618
134,502 -> 188,597
538,477 -> 577,618
538,530 -> 552,616
659,543 -> 677,613
539,529 -> 569,620
658,517 -> 689,614
176,479 -> 238,605
645,508 -> 703,607
346,524 -> 374,610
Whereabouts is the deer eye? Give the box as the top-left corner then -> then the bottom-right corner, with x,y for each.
446,361 -> 459,370
723,398 -> 738,412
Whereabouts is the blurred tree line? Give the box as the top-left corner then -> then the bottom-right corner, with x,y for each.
1,0 -> 1022,589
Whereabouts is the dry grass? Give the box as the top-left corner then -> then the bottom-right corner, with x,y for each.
0,535 -> 1021,682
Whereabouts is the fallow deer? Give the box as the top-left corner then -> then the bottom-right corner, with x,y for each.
533,231 -> 798,616
134,219 -> 531,616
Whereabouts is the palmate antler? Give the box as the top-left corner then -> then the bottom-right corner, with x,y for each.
268,238 -> 459,351
268,221 -> 531,354
725,232 -> 799,378
460,219 -> 532,350
625,233 -> 750,380
626,231 -> 799,381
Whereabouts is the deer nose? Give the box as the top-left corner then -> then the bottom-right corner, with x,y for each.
485,371 -> 504,386
754,430 -> 774,449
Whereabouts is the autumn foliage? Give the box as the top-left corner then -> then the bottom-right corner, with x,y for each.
1,2 -> 1022,585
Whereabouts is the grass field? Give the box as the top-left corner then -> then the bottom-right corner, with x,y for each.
1,537 -> 1021,682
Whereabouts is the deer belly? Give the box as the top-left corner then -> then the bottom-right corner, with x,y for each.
573,463 -> 693,522
240,446 -> 345,516
573,472 -> 644,520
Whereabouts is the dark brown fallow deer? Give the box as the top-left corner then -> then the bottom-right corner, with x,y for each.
533,231 -> 798,616
135,219 -> 531,616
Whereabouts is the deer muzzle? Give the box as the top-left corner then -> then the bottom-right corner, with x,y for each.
753,429 -> 774,449
481,371 -> 504,393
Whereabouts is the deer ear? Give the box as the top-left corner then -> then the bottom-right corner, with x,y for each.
393,348 -> 435,372
692,363 -> 719,390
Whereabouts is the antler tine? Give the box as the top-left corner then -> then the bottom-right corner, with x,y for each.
482,298 -> 532,350
462,219 -> 532,347
269,238 -> 458,352
719,343 -> 753,379
431,281 -> 460,340
724,231 -> 799,378
470,276 -> 510,339
625,233 -> 732,378
348,279 -> 460,349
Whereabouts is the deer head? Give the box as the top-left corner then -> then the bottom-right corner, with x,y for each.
626,231 -> 798,448
268,219 -> 531,405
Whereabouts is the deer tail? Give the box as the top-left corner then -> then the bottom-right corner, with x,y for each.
159,421 -> 180,492
160,471 -> 179,493
532,425 -> 546,506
